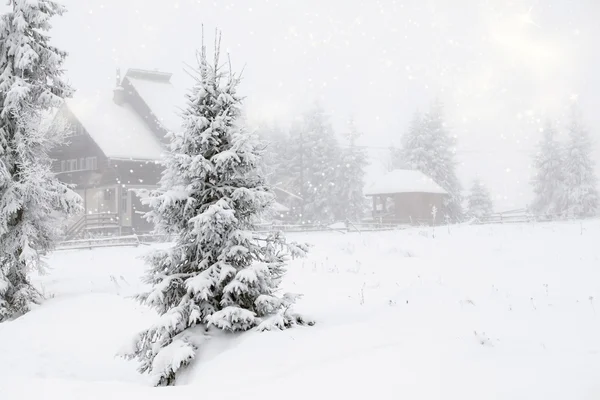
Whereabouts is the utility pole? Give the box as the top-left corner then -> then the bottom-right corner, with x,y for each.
299,127 -> 305,224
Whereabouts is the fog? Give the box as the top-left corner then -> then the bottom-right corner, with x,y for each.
10,0 -> 600,210
4,1 -> 600,395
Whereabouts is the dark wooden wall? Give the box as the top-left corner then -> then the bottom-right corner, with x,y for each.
370,192 -> 448,224
50,107 -> 105,156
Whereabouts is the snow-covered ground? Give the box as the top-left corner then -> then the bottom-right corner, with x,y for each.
1,221 -> 600,399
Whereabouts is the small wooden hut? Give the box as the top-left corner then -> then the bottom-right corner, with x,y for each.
364,169 -> 448,225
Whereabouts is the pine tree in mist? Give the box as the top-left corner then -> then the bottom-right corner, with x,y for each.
397,101 -> 463,220
0,0 -> 82,322
467,179 -> 494,219
121,36 -> 312,386
287,104 -> 340,224
563,110 -> 598,218
256,122 -> 292,189
255,122 -> 299,219
391,111 -> 424,170
530,121 -> 566,218
333,118 -> 368,222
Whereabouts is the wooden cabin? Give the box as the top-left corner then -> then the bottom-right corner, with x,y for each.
50,68 -> 184,238
364,169 -> 448,225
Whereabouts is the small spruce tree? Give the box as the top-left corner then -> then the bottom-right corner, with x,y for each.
256,121 -> 286,185
0,0 -> 82,321
287,104 -> 340,224
395,102 -> 463,221
122,35 -> 312,386
420,101 -> 463,220
392,111 -> 424,170
563,109 -> 598,218
530,121 -> 566,218
467,179 -> 494,219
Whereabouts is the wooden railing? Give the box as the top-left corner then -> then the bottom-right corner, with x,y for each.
56,235 -> 140,251
55,212 -> 590,251
65,213 -> 120,239
473,209 -> 534,225
256,221 -> 412,233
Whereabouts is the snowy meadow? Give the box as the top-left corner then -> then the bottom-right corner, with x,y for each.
1,221 -> 599,399
1,1 -> 600,399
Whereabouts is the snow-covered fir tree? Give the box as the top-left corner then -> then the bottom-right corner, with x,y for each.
332,117 -> 368,222
121,36 -> 312,386
391,111 -> 424,170
254,122 -> 298,219
0,0 -> 82,322
466,179 -> 494,219
530,121 -> 566,218
255,122 -> 305,217
287,104 -> 340,223
256,122 -> 290,187
420,101 -> 463,220
563,109 -> 598,218
394,101 -> 463,220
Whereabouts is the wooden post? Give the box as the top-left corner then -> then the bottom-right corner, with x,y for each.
371,196 -> 376,218
83,187 -> 87,214
117,185 -> 122,236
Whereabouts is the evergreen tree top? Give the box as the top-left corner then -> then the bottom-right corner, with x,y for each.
345,116 -> 360,146
0,0 -> 72,116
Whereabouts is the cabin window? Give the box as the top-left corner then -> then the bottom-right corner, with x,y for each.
104,188 -> 115,201
121,190 -> 128,214
57,158 -> 98,173
375,197 -> 384,211
85,157 -> 97,170
385,197 -> 395,212
66,123 -> 84,137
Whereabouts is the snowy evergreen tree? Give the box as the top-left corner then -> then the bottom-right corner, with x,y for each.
530,121 -> 566,218
256,122 -> 290,188
467,179 -> 494,219
391,111 -> 423,170
254,122 -> 298,219
121,37 -> 312,386
0,0 -> 82,322
255,122 -> 305,217
563,110 -> 598,218
420,101 -> 463,220
394,102 -> 463,220
332,117 -> 368,222
287,104 -> 340,224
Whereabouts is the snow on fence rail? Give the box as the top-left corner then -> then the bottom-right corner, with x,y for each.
56,235 -> 141,251
256,221 -> 413,233
136,233 -> 172,243
474,209 -> 535,225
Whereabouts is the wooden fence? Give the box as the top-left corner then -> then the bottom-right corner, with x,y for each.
471,209 -> 535,225
54,209 -> 549,250
56,235 -> 141,251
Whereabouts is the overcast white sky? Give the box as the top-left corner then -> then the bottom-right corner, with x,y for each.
5,0 -> 599,210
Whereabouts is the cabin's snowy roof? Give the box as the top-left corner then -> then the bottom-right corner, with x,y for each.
126,76 -> 185,133
271,202 -> 290,213
364,169 -> 448,196
65,95 -> 165,161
